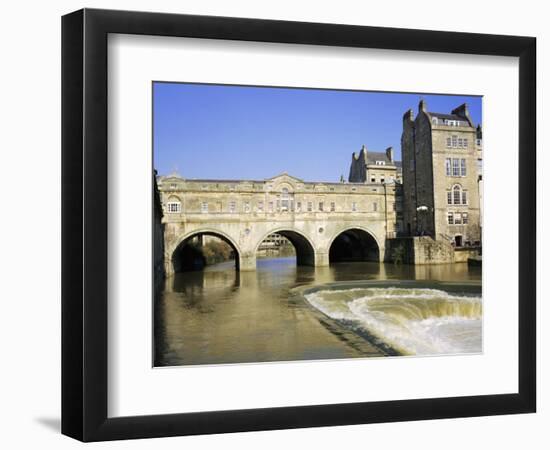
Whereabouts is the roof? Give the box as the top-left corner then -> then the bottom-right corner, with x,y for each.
429,112 -> 463,121
366,151 -> 396,165
429,112 -> 471,126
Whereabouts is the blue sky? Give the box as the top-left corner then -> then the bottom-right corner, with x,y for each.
153,83 -> 481,182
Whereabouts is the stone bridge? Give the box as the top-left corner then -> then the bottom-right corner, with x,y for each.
158,173 -> 400,274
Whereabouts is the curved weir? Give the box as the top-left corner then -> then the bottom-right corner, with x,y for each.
301,281 -> 482,356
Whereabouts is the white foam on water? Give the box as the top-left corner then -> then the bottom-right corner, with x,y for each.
305,287 -> 482,356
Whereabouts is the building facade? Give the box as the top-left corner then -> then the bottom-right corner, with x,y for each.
348,145 -> 403,184
401,100 -> 481,247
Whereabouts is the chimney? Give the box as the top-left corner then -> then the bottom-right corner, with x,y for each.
386,146 -> 394,163
419,99 -> 427,112
476,124 -> 482,140
403,109 -> 414,122
452,103 -> 473,126
452,103 -> 469,118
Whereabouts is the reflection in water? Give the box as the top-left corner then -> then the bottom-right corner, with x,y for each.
154,257 -> 481,366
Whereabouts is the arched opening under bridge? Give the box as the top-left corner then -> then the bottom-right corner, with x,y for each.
255,230 -> 315,267
172,232 -> 239,273
329,228 -> 380,263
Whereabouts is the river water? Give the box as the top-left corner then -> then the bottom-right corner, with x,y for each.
154,258 -> 481,367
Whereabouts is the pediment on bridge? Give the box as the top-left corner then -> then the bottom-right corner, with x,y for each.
266,172 -> 304,184
158,174 -> 185,182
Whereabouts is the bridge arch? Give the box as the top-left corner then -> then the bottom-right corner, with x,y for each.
254,228 -> 316,266
328,226 -> 381,263
171,229 -> 242,273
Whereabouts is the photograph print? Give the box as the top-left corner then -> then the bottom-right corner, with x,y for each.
152,82 -> 483,367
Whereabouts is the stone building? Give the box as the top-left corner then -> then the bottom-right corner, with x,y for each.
157,172 -> 401,273
401,100 -> 481,247
348,145 -> 403,184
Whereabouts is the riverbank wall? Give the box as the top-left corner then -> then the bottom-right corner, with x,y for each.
386,237 -> 480,265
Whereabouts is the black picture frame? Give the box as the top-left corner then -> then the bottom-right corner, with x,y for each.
62,8 -> 536,442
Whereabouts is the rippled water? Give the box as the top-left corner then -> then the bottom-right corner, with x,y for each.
154,258 -> 481,366
305,287 -> 482,356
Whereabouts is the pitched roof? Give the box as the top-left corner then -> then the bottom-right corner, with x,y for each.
366,151 -> 395,165
429,112 -> 471,126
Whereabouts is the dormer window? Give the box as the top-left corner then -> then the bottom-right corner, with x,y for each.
375,160 -> 386,166
445,119 -> 459,126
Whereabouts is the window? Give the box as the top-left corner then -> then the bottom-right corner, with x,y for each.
276,200 -> 280,210
452,135 -> 458,148
446,137 -> 452,147
454,213 -> 462,225
257,201 -> 264,212
453,186 -> 461,205
373,202 -> 378,212
268,201 -> 274,212
448,212 -> 454,224
452,158 -> 460,176
296,201 -> 302,211
476,138 -> 482,146
460,158 -> 467,176
462,213 -> 469,224
319,202 -> 324,212
452,185 -> 467,205
352,202 -> 357,212
432,117 -> 438,125
281,187 -> 290,210
244,202 -> 251,213
380,178 -> 385,183
201,202 -> 208,213
371,177 -> 376,183
166,202 -> 181,213
458,138 -> 463,148
307,201 -> 313,212
463,138 -> 468,148
445,158 -> 451,176
376,161 -> 386,166
330,202 -> 336,212
170,183 -> 177,190
229,201 -> 236,213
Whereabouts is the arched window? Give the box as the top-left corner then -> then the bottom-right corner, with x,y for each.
166,196 -> 181,213
452,185 -> 467,205
281,187 -> 293,211
453,185 -> 461,205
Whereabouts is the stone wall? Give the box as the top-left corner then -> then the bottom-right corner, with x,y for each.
387,236 -> 456,265
153,172 -> 165,291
